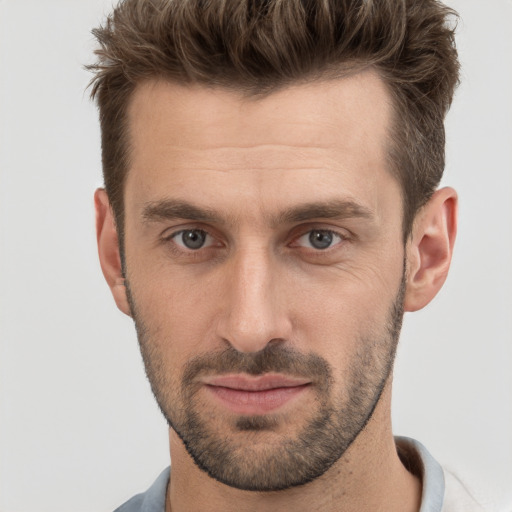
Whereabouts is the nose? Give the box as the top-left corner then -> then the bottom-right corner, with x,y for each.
216,246 -> 292,353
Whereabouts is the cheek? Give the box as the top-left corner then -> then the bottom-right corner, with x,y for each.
289,266 -> 399,363
128,268 -> 218,366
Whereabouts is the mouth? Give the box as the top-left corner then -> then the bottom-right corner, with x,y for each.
201,374 -> 312,415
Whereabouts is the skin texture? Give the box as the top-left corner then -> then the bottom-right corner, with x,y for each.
95,70 -> 457,512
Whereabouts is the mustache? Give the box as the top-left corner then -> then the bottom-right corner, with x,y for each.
182,344 -> 333,386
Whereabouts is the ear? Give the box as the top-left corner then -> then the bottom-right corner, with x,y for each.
404,187 -> 458,312
94,188 -> 132,317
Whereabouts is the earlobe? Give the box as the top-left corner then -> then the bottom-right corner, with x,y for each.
404,187 -> 458,312
94,188 -> 132,317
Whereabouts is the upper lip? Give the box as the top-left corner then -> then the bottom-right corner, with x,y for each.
202,374 -> 311,391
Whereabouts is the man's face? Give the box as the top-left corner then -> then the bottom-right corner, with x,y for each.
122,72 -> 407,491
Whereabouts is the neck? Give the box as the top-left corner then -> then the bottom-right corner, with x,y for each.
166,381 -> 421,512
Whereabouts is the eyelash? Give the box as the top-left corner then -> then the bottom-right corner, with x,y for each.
292,229 -> 347,251
161,226 -> 351,257
161,229 -> 219,260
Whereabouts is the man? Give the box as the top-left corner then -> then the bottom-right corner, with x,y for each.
89,0 -> 484,510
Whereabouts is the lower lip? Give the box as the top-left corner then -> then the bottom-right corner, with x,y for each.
205,384 -> 310,415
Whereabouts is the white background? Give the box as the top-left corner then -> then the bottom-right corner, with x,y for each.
0,1 -> 511,511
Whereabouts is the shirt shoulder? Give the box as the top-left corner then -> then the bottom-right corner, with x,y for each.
441,469 -> 489,512
395,437 -> 495,512
114,493 -> 145,512
396,436 -> 494,512
113,467 -> 170,512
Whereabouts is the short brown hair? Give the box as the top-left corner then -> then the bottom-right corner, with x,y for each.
88,0 -> 460,242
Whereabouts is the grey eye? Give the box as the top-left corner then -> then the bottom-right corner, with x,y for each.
308,230 -> 335,250
178,229 -> 207,250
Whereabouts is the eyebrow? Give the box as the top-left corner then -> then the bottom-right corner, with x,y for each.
142,200 -> 223,224
141,198 -> 374,226
273,199 -> 374,226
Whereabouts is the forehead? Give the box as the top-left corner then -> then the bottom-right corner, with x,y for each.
127,70 -> 392,156
124,71 -> 396,219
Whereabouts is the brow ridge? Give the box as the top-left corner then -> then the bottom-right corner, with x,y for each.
274,199 -> 373,226
142,200 -> 222,224
141,198 -> 374,226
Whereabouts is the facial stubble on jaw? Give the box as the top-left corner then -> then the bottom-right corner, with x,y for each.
125,271 -> 406,492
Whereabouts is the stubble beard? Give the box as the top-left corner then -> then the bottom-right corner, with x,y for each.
126,273 -> 405,492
